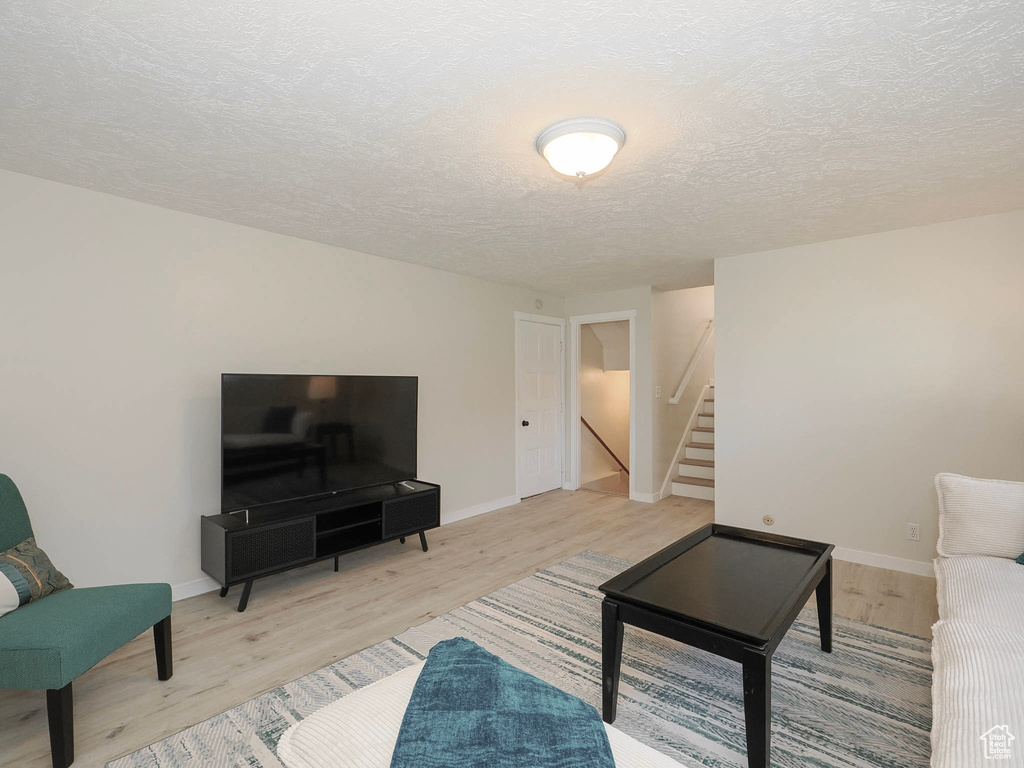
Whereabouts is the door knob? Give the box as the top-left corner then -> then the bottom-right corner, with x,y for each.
522,420 -> 529,426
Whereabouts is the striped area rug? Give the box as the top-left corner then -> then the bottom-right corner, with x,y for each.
109,551 -> 932,767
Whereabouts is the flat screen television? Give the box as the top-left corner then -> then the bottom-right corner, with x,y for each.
221,373 -> 418,512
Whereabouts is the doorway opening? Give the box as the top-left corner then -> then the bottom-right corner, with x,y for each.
578,320 -> 631,496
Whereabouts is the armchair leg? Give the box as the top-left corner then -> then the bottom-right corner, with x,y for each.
154,615 -> 173,681
46,683 -> 74,768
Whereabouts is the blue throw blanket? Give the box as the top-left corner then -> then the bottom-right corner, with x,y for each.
390,637 -> 616,768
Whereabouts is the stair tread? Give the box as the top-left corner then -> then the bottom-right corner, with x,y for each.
673,476 -> 715,488
692,426 -> 714,433
680,457 -> 714,467
704,397 -> 714,402
686,441 -> 714,449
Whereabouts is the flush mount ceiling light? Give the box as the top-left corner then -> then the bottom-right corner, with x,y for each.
536,118 -> 626,179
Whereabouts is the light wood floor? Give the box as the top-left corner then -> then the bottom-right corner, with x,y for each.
580,470 -> 630,496
0,491 -> 938,767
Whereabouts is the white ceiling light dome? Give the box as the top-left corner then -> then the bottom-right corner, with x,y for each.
536,118 -> 627,178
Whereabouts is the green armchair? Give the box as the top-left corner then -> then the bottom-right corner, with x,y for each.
0,474 -> 173,768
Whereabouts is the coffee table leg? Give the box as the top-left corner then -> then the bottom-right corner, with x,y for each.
816,556 -> 833,653
602,599 -> 624,724
742,649 -> 771,768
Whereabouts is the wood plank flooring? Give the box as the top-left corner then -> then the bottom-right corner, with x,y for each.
580,470 -> 629,496
0,491 -> 937,767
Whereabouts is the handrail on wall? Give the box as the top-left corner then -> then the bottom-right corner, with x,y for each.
669,319 -> 714,404
580,416 -> 629,476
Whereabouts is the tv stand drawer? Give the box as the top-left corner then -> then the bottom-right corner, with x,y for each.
228,518 -> 315,581
382,493 -> 440,538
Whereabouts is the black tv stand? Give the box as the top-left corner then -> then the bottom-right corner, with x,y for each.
201,480 -> 440,612
398,531 -> 429,551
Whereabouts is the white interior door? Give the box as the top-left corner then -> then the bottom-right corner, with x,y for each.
516,318 -> 563,498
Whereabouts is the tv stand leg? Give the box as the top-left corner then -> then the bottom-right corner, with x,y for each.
334,556 -> 339,572
419,531 -> 428,552
400,537 -> 406,544
237,580 -> 253,612
219,586 -> 228,598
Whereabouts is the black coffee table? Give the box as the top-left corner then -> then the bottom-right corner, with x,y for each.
599,523 -> 834,768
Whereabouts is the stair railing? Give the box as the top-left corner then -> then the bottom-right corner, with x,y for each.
669,319 -> 714,404
580,416 -> 629,476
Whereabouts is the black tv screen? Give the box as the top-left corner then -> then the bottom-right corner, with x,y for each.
221,373 -> 418,512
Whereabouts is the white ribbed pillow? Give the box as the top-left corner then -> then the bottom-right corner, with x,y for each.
936,473 -> 1024,559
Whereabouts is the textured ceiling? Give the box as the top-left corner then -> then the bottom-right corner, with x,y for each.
2,1 -> 1023,295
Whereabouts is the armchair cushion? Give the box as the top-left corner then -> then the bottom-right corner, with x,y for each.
0,583 -> 171,690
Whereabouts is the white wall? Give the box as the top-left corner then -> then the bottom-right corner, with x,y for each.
0,170 -> 564,597
715,210 -> 1024,570
651,287 -> 714,494
589,321 -> 630,371
580,324 -> 630,483
565,287 -> 654,498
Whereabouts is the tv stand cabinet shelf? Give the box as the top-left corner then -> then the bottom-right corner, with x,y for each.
201,480 -> 440,612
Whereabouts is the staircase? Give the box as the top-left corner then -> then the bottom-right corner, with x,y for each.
672,386 -> 714,500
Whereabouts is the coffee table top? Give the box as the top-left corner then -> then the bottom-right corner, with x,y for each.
599,524 -> 833,645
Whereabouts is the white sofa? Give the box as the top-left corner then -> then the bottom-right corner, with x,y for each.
931,473 -> 1024,767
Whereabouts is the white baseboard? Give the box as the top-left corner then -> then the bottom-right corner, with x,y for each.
442,495 -> 520,526
629,491 -> 659,503
172,575 -> 221,602
832,546 -> 935,578
562,482 -> 577,491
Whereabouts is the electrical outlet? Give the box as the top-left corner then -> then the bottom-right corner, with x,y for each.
907,522 -> 920,541
762,515 -> 774,526
655,386 -> 662,398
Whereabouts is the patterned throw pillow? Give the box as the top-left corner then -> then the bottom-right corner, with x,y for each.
0,537 -> 73,618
